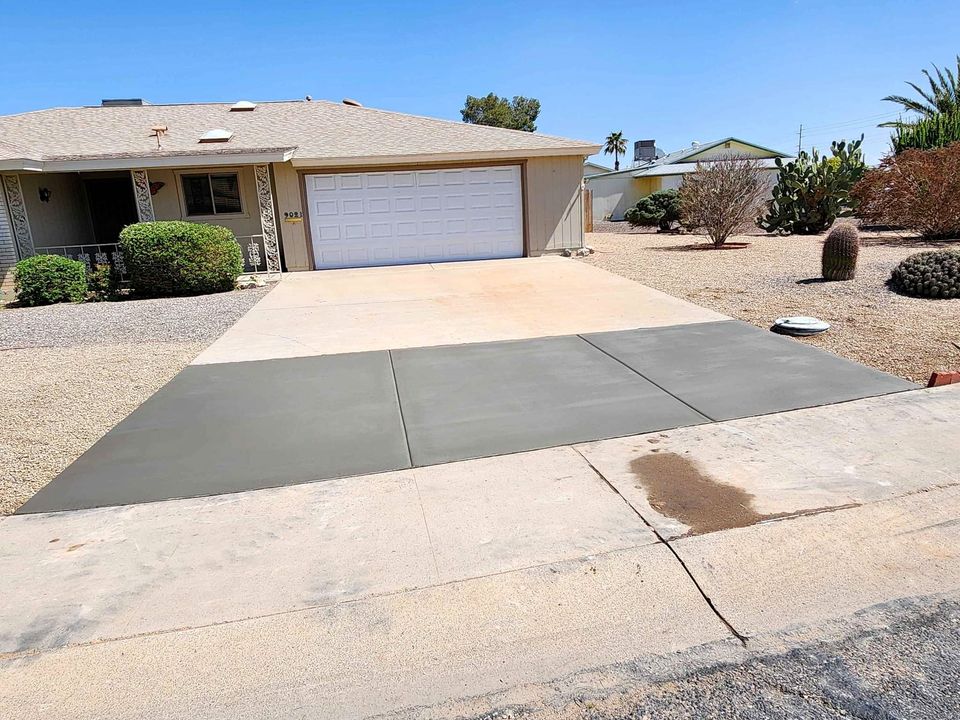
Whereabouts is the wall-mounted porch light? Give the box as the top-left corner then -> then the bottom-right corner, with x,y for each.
38,187 -> 51,202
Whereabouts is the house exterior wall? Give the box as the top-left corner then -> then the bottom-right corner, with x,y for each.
525,155 -> 585,253
18,173 -> 94,248
147,165 -> 263,239
0,185 -> 16,292
270,162 -> 311,271
586,174 -> 657,222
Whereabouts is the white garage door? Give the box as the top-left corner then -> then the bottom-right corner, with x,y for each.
305,166 -> 523,269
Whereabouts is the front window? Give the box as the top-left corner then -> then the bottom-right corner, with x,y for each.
181,172 -> 242,215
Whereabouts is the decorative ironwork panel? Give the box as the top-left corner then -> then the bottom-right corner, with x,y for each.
131,169 -> 155,222
254,164 -> 281,273
2,174 -> 34,258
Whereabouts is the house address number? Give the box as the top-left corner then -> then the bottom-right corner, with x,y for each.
283,210 -> 303,223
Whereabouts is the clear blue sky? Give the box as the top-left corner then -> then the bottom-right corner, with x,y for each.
3,0 -> 958,164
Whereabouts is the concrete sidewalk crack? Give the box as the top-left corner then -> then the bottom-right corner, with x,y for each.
572,446 -> 750,647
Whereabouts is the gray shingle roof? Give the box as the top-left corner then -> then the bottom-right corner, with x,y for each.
0,100 -> 598,167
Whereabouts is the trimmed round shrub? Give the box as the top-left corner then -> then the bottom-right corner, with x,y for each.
119,221 -> 244,297
624,189 -> 681,231
14,254 -> 88,306
890,250 -> 960,298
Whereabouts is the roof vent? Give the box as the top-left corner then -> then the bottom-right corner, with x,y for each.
230,100 -> 257,112
342,98 -> 362,107
198,128 -> 234,143
101,98 -> 144,107
691,140 -> 701,149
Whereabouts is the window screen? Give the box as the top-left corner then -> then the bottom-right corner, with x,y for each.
181,173 -> 242,215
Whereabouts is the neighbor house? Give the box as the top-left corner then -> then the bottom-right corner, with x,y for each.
583,160 -> 612,176
585,137 -> 791,223
0,99 -> 599,290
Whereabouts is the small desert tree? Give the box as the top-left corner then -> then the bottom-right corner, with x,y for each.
679,156 -> 768,247
852,144 -> 960,240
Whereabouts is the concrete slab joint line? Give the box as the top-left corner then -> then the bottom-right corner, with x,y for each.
573,446 -> 750,646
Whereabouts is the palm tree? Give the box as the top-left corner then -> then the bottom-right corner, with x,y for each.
603,131 -> 628,170
881,55 -> 960,126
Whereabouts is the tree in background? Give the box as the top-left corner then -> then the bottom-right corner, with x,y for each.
460,94 -> 540,132
881,55 -> 960,123
603,131 -> 627,171
758,137 -> 866,235
624,189 -> 681,231
679,156 -> 768,248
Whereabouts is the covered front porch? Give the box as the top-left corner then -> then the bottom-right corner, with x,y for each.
0,164 -> 282,282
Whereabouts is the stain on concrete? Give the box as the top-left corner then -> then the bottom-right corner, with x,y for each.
630,452 -> 859,535
631,452 -> 773,535
66,543 -> 85,552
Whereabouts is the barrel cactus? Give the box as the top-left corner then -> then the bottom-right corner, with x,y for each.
821,223 -> 859,280
890,250 -> 960,298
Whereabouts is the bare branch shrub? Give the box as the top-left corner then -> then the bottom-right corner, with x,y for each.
851,144 -> 960,240
679,156 -> 769,247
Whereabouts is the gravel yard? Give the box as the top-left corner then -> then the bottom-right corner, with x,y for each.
0,287 -> 270,514
582,224 -> 959,384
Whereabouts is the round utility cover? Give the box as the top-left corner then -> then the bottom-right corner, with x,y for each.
772,316 -> 830,336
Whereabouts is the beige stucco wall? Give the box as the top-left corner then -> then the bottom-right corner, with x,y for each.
525,155 -> 585,253
271,162 -> 311,271
147,165 -> 263,239
585,174 -> 658,222
18,173 -> 94,248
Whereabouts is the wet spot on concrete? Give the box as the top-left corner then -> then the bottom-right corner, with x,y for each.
631,452 -> 778,535
630,452 -> 857,535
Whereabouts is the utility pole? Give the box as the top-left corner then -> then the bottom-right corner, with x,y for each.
797,124 -> 803,156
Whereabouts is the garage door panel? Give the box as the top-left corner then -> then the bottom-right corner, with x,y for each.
307,165 -> 523,269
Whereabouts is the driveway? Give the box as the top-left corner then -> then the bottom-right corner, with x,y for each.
17,259 -> 912,513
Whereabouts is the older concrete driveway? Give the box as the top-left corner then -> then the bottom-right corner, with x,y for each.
192,257 -> 728,364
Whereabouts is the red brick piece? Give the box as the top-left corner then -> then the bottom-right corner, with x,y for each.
928,371 -> 960,387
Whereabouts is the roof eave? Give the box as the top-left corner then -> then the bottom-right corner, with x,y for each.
0,158 -> 44,172
19,148 -> 296,173
290,145 -> 600,168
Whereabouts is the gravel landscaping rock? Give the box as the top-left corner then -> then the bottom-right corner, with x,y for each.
582,230 -> 960,384
0,287 -> 270,514
0,287 -> 270,349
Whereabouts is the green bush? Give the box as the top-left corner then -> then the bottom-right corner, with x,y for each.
890,250 -> 960,298
893,110 -> 960,152
119,221 -> 244,297
14,254 -> 88,306
624,189 -> 681,231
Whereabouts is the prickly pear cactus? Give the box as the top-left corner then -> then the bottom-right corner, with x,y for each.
759,136 -> 866,235
821,223 -> 860,280
890,250 -> 960,298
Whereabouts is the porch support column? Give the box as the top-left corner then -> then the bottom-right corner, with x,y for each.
254,164 -> 281,273
131,169 -> 155,222
1,174 -> 34,258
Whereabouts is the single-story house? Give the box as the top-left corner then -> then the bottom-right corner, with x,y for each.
0,99 -> 599,290
583,160 -> 612,177
584,137 -> 792,223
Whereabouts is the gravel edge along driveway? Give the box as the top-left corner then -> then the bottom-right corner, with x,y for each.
0,287 -> 270,514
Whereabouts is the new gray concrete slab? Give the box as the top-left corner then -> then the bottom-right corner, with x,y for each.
16,352 -> 410,514
392,335 -> 710,467
584,321 -> 916,421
